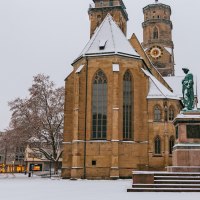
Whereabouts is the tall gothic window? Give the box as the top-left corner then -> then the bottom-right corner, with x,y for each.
154,105 -> 161,122
169,106 -> 175,121
153,26 -> 159,39
92,70 -> 107,139
155,136 -> 161,155
123,71 -> 133,140
169,136 -> 175,155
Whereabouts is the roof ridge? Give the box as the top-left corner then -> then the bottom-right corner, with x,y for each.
108,15 -> 116,53
83,15 -> 109,55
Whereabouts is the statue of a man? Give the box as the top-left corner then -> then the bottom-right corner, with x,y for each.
182,68 -> 194,110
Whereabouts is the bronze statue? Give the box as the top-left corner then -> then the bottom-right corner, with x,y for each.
182,68 -> 194,110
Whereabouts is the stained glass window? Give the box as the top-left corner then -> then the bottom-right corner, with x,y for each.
155,136 -> 161,154
123,71 -> 133,140
169,106 -> 175,121
154,106 -> 161,121
92,70 -> 107,139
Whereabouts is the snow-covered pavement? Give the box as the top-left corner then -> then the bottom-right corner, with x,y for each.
0,174 -> 199,200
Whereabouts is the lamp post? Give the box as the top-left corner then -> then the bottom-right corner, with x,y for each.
32,155 -> 35,176
12,161 -> 15,173
49,154 -> 52,178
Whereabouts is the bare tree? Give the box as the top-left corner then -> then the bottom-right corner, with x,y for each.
9,74 -> 64,173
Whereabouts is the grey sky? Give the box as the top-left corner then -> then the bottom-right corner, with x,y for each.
0,0 -> 199,131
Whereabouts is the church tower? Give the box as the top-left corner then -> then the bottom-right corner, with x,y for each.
88,0 -> 128,37
142,1 -> 175,76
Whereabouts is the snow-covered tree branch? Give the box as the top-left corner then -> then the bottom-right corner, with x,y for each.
8,74 -> 64,173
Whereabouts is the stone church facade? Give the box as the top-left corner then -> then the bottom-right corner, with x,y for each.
62,0 -> 183,179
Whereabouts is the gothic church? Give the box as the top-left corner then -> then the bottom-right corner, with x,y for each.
62,0 -> 184,179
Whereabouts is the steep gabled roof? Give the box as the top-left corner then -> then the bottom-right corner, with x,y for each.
74,14 -> 139,62
142,69 -> 180,100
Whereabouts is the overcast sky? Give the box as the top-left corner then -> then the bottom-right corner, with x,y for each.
0,0 -> 199,131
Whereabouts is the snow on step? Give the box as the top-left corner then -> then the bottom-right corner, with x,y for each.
127,188 -> 200,192
155,176 -> 200,179
132,184 -> 200,188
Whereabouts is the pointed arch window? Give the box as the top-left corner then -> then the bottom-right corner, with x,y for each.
169,136 -> 175,155
92,70 -> 107,139
169,106 -> 175,121
154,105 -> 161,122
123,71 -> 133,140
153,27 -> 159,39
155,136 -> 161,155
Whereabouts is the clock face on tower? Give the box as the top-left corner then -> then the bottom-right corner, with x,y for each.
149,46 -> 163,59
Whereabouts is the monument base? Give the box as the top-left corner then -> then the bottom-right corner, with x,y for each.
169,111 -> 200,172
167,166 -> 200,172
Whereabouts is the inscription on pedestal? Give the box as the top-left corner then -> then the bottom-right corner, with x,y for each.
187,125 -> 200,139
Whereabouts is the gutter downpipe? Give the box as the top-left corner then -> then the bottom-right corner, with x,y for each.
83,57 -> 89,179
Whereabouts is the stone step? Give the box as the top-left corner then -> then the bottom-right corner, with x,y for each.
154,176 -> 200,180
127,188 -> 200,192
154,180 -> 200,184
132,184 -> 200,188
153,172 -> 200,177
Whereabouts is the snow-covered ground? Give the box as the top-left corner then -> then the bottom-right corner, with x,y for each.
0,174 -> 199,200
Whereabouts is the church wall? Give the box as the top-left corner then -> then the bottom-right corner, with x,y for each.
147,99 -> 181,170
62,57 -> 182,179
62,55 -> 152,179
62,72 -> 74,178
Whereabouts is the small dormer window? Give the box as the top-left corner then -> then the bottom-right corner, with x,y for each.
99,39 -> 107,50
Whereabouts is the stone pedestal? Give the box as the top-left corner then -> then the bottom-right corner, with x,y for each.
168,111 -> 200,172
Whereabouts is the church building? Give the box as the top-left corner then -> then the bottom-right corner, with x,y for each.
62,0 -> 184,179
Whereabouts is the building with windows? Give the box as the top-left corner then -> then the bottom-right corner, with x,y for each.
61,0 -> 192,179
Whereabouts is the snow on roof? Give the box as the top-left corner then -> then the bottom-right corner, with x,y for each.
75,64 -> 84,73
164,47 -> 172,54
176,113 -> 200,119
164,76 -> 197,98
76,14 -> 139,61
142,69 -> 180,100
